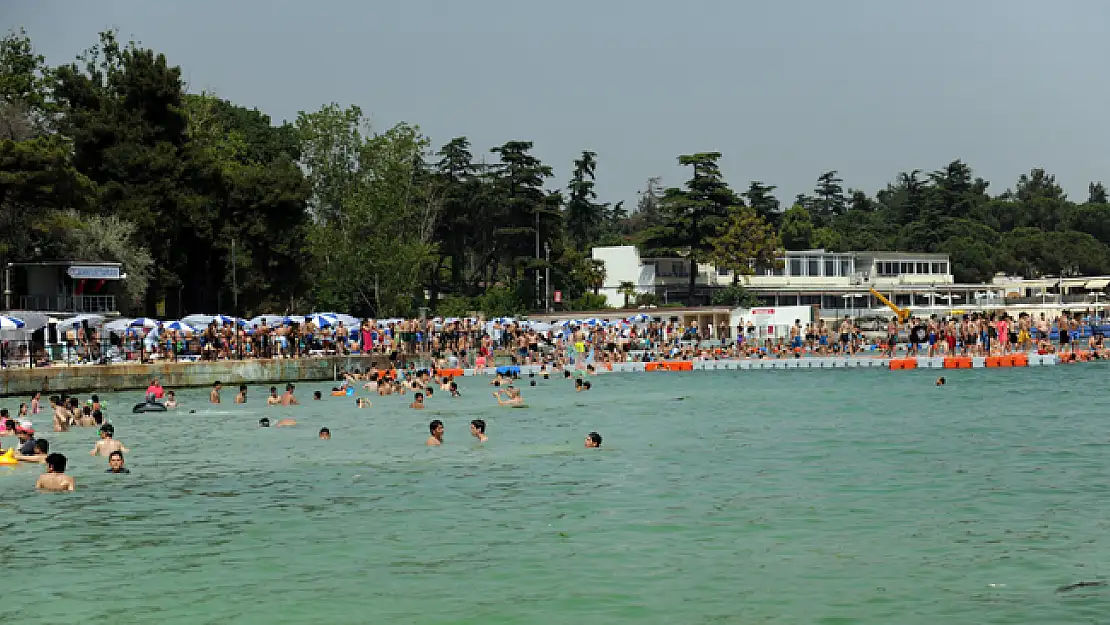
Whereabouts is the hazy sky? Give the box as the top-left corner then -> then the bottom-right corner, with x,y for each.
6,0 -> 1110,207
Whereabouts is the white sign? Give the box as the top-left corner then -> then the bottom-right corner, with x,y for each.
67,266 -> 122,280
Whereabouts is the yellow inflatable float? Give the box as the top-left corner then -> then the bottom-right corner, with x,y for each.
0,448 -> 18,465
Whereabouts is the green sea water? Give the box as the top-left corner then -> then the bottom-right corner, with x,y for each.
2,365 -> 1109,624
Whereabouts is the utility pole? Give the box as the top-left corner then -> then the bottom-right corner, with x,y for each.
545,242 -> 551,312
231,238 -> 238,316
535,210 -> 541,310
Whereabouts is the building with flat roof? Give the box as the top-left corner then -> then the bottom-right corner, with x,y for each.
590,246 -> 1110,319
3,261 -> 125,315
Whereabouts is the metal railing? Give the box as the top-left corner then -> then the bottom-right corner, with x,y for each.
16,294 -> 118,313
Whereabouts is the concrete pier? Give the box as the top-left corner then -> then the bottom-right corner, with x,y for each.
0,355 -> 392,397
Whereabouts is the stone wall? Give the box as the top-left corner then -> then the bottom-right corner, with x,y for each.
0,355 -> 394,397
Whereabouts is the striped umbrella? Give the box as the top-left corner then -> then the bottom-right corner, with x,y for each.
0,315 -> 26,330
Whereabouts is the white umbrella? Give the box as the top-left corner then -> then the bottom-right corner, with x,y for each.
315,312 -> 359,327
249,314 -> 295,327
162,320 -> 195,332
130,318 -> 159,329
530,322 -> 553,332
61,314 -> 106,328
105,318 -> 133,332
0,315 -> 26,330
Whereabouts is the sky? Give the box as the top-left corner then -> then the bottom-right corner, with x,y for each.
6,0 -> 1110,208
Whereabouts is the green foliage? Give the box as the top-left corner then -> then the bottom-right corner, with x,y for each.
477,286 -> 526,318
779,205 -> 814,250
707,205 -> 781,283
570,293 -> 609,311
711,284 -> 758,308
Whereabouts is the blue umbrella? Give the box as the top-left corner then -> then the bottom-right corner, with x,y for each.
0,315 -> 26,330
304,314 -> 335,328
162,320 -> 195,332
129,318 -> 159,329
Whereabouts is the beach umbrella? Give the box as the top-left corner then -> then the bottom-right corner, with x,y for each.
182,313 -> 242,327
530,322 -> 553,332
315,312 -> 359,327
249,314 -> 295,327
0,315 -> 26,330
129,318 -> 159,329
304,313 -> 335,328
162,320 -> 195,332
105,318 -> 133,332
62,314 -> 106,328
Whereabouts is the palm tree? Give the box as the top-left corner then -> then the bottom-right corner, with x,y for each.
618,281 -> 636,308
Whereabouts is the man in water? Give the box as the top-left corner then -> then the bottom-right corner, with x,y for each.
235,385 -> 248,404
319,427 -> 331,440
470,419 -> 488,442
90,424 -> 129,457
36,453 -> 75,491
426,419 -> 444,446
15,422 -> 37,455
210,381 -> 222,404
280,383 -> 299,406
146,378 -> 165,401
107,450 -> 130,474
266,387 -> 281,406
313,391 -> 322,401
165,391 -> 178,409
15,439 -> 49,463
410,392 -> 425,410
259,418 -> 271,427
585,431 -> 602,448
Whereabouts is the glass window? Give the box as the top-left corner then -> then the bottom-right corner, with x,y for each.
939,263 -> 948,275
901,262 -> 913,274
808,257 -> 820,276
917,262 -> 928,274
717,266 -> 729,276
789,258 -> 803,276
841,259 -> 851,277
825,259 -> 836,277
931,262 -> 941,274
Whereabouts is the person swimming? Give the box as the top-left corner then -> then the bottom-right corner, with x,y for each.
235,385 -> 248,404
313,390 -> 322,401
259,418 -> 271,427
936,377 -> 946,386
36,453 -> 75,492
319,427 -> 331,440
91,424 -> 129,457
164,390 -> 177,409
356,397 -> 371,408
410,392 -> 425,410
107,450 -> 130,473
470,419 -> 488,443
426,419 -> 444,446
210,381 -> 222,404
493,387 -> 523,406
585,431 -> 602,448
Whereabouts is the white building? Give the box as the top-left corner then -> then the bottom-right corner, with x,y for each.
590,246 -> 655,308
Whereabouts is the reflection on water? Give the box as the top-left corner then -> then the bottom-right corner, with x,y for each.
3,365 -> 1110,624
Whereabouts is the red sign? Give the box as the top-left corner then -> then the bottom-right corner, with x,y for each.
752,308 -> 776,314
554,290 -> 562,303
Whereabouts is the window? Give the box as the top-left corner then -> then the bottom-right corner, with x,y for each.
717,266 -> 729,276
931,262 -> 942,274
789,258 -> 803,276
939,262 -> 948,275
808,257 -> 820,276
800,295 -> 821,306
841,259 -> 851,277
901,262 -> 913,274
825,259 -> 836,277
877,262 -> 896,276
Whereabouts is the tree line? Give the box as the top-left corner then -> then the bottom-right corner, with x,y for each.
3,30 -> 1109,319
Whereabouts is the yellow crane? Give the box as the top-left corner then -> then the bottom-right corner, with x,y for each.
869,288 -> 911,323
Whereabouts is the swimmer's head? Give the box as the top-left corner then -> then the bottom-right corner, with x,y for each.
45,452 -> 66,473
314,391 -> 322,400
286,383 -> 295,392
99,423 -> 115,437
270,386 -> 277,395
425,387 -> 433,396
563,371 -> 571,379
319,427 -> 331,440
583,381 -> 592,390
585,431 -> 602,448
214,381 -> 222,389
493,380 -> 500,387
259,418 -> 271,427
33,439 -> 49,454
414,392 -> 424,402
530,380 -> 536,386
936,377 -> 946,386
575,379 -> 582,387
470,419 -> 486,435
429,419 -> 444,436
239,385 -> 247,392
108,450 -> 124,470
